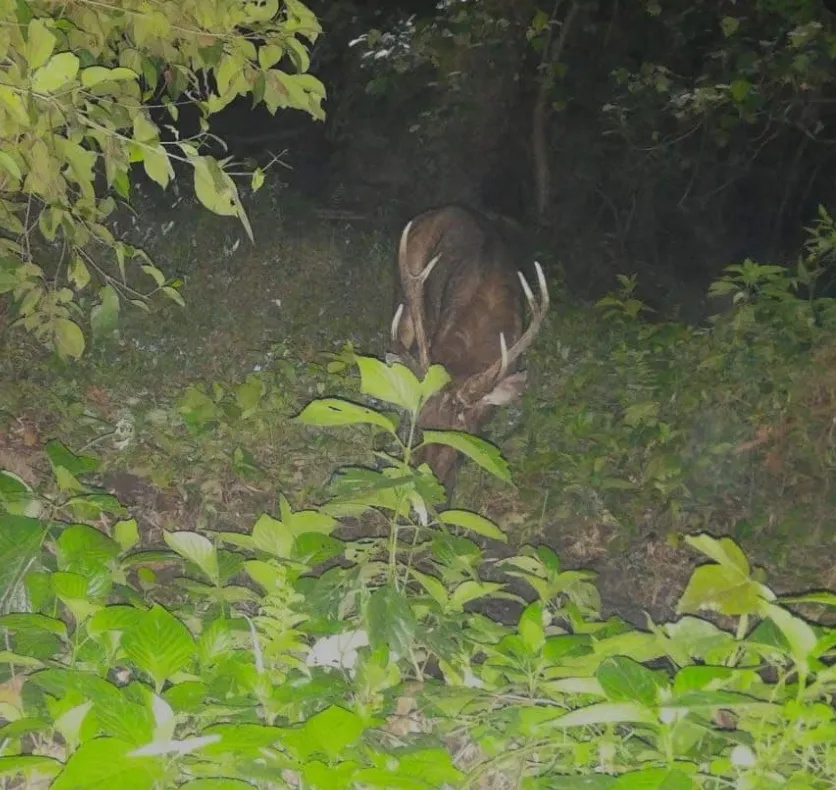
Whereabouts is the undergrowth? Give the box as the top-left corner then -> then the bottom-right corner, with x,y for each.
1,201 -> 836,787
1,355 -> 834,789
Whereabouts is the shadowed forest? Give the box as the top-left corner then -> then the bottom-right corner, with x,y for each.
1,1 -> 835,788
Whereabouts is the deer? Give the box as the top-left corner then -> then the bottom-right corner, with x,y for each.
389,205 -> 549,492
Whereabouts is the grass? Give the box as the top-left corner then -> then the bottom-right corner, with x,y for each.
1,183 -> 834,626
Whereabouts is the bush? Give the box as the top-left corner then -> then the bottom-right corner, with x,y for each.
0,0 -> 325,358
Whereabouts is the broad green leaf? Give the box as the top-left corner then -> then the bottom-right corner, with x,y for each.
0,612 -> 67,637
114,519 -> 139,551
366,585 -> 416,657
518,601 -> 545,653
420,363 -> 452,401
122,604 -> 195,687
81,66 -> 138,87
68,255 -> 90,290
410,568 -> 448,607
295,397 -> 396,432
179,781 -> 256,790
192,155 -> 237,217
45,439 -> 99,477
51,737 -> 163,790
357,355 -> 422,412
678,564 -> 770,617
762,602 -> 817,669
0,151 -> 22,181
87,606 -> 144,637
0,470 -> 41,517
439,509 -> 506,542
449,579 -> 504,610
53,318 -> 85,359
421,430 -> 511,482
250,513 -> 293,559
300,705 -> 366,759
684,534 -> 750,574
26,19 -> 56,70
142,144 -> 173,189
31,51 -> 79,93
164,531 -> 219,585
57,524 -> 120,572
597,656 -> 667,706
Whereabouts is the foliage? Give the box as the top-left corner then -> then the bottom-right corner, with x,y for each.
1,355 -> 834,788
516,209 -> 836,559
0,0 -> 325,358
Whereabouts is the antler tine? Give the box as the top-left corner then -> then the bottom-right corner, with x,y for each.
391,302 -> 405,343
460,261 -> 550,401
398,219 -> 439,372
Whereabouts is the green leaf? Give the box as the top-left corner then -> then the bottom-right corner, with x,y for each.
613,768 -> 694,789
0,150 -> 23,181
518,601 -> 545,653
192,155 -> 238,217
142,144 -> 173,189
553,702 -> 656,728
421,430 -> 511,482
250,513 -> 293,559
164,531 -> 219,585
31,51 -> 79,93
301,705 -> 366,760
53,318 -> 85,359
179,781 -> 257,790
762,602 -> 817,668
295,397 -> 396,432
409,568 -> 448,607
597,656 -> 667,706
45,440 -> 99,477
114,519 -> 139,551
121,604 -> 195,687
161,285 -> 185,307
57,524 -> 120,575
730,79 -> 751,103
0,755 -> 61,782
91,285 -> 120,337
51,737 -> 163,790
26,18 -> 56,70
87,606 -> 144,637
0,470 -> 41,517
81,66 -> 138,87
68,256 -> 90,290
678,564 -> 770,617
721,16 -> 740,37
438,509 -> 506,542
357,355 -> 422,412
0,613 -> 67,638
420,363 -> 451,401
366,585 -> 416,657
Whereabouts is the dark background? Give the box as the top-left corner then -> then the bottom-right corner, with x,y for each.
178,0 -> 836,314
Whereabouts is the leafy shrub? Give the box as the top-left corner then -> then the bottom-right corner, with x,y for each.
516,211 -> 836,550
0,0 -> 324,358
0,356 -> 833,789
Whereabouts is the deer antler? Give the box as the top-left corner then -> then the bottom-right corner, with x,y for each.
458,260 -> 549,403
394,219 -> 439,373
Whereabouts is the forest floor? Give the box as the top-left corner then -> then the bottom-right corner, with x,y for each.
1,184 -> 834,627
